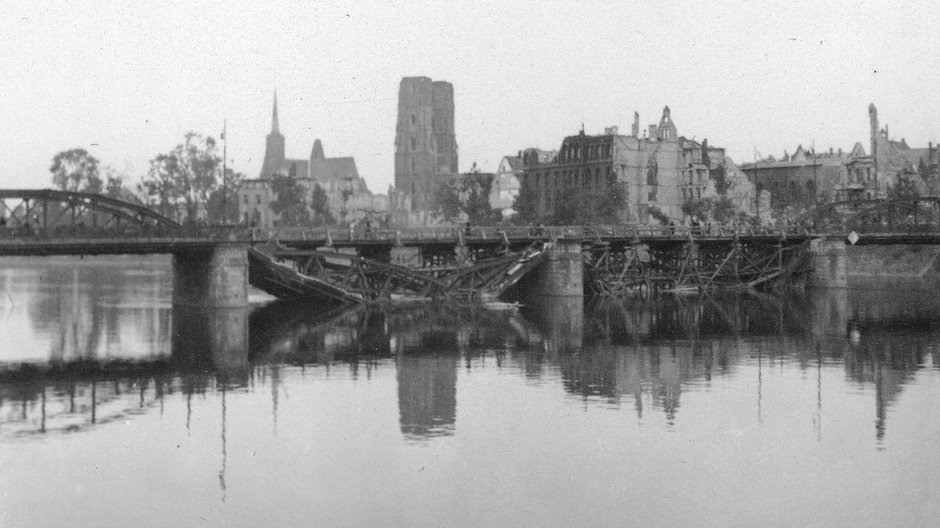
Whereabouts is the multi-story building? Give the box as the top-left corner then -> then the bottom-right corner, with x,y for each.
393,77 -> 458,213
239,94 -> 386,227
739,104 -> 940,216
519,107 -> 735,222
491,150 -> 555,219
869,104 -> 939,194
741,143 -> 880,215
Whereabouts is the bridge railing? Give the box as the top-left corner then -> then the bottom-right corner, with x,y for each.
262,223 -> 814,243
0,223 -> 816,244
0,224 -> 252,241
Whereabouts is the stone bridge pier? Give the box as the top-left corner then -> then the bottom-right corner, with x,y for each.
511,240 -> 584,297
172,245 -> 250,308
809,238 -> 847,288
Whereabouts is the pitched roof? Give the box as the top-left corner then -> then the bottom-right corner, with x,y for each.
503,156 -> 524,171
898,148 -> 934,168
277,158 -> 309,178
310,157 -> 360,181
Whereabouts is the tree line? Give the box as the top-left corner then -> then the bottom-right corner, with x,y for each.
49,132 -> 242,225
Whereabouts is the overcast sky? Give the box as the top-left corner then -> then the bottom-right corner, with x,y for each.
2,0 -> 938,193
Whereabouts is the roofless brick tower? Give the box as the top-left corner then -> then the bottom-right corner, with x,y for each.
394,77 -> 458,211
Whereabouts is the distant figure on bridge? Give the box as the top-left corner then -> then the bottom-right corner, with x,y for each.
464,221 -> 472,237
534,223 -> 544,237
668,220 -> 676,235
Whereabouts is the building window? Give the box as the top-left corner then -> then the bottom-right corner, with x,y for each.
410,137 -> 417,151
255,195 -> 261,205
242,194 -> 248,204
411,157 -> 415,173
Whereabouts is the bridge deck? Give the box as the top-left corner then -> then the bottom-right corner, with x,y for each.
0,237 -> 246,257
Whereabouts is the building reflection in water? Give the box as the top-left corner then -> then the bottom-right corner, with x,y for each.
3,260 -> 940,447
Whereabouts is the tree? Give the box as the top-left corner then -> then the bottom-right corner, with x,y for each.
890,174 -> 922,199
711,163 -> 731,196
50,148 -> 102,193
432,177 -> 463,222
310,183 -> 335,225
206,167 -> 243,224
551,181 -> 627,225
460,170 -> 499,225
140,132 -> 221,222
512,176 -> 541,224
269,173 -> 310,226
143,153 -> 184,220
431,167 -> 499,225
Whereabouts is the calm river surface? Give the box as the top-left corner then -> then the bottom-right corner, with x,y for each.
1,257 -> 939,527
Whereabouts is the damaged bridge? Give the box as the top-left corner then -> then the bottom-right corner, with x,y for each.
0,190 -> 846,308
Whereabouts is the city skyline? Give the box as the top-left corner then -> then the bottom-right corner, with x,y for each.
2,1 -> 937,195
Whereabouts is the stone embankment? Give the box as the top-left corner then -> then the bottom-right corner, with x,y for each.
846,245 -> 940,278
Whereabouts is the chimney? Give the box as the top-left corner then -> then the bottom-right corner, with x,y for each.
631,112 -> 639,137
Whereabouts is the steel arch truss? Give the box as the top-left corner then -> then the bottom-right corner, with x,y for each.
0,189 -> 181,235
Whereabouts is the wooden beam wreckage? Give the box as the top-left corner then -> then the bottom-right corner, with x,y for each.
583,233 -> 813,296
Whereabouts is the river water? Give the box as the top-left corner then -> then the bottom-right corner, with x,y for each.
1,257 -> 938,527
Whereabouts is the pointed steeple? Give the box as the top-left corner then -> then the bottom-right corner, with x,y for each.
272,91 -> 280,134
260,90 -> 286,179
311,139 -> 324,159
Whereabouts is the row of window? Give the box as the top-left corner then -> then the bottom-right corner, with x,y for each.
756,180 -> 817,199
849,166 -> 875,183
684,169 -> 707,185
526,166 -> 614,188
559,142 -> 611,162
681,187 -> 703,201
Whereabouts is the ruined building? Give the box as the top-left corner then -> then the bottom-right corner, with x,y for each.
393,77 -> 458,214
517,107 -> 751,223
740,103 -> 939,218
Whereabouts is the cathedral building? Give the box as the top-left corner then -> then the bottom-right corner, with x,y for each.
239,94 -> 386,227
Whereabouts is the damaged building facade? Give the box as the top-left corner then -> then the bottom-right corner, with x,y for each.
517,107 -> 754,223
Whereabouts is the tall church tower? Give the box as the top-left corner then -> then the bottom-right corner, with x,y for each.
431,81 -> 458,175
394,77 -> 458,211
869,103 -> 879,170
259,92 -> 285,179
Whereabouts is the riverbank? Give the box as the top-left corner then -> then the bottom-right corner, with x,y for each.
847,245 -> 940,278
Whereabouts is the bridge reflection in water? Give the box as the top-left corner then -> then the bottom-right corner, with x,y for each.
2,277 -> 938,445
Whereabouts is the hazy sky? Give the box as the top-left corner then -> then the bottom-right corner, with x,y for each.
2,1 -> 938,194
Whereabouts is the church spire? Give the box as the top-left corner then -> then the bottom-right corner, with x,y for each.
271,91 -> 280,134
